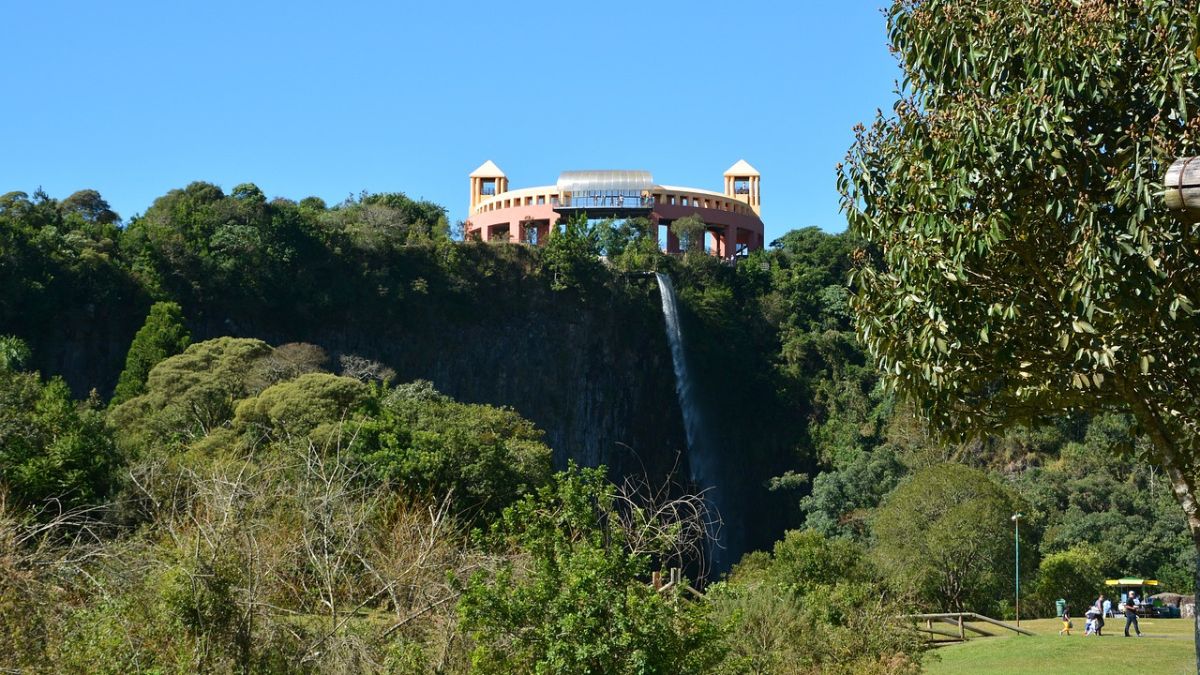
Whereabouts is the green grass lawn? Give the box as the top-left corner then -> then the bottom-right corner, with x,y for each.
923,617 -> 1195,675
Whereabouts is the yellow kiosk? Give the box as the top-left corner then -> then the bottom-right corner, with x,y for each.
1105,578 -> 1161,617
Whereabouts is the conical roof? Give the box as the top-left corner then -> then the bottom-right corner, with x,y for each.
723,159 -> 760,177
470,160 -> 506,178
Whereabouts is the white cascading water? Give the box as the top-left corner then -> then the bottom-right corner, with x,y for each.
654,272 -> 724,569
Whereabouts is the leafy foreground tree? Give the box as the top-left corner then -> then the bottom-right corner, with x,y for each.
111,301 -> 191,404
840,0 -> 1200,661
458,465 -> 723,674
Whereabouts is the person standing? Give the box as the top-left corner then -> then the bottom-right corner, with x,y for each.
1125,591 -> 1143,637
1059,606 -> 1073,636
1103,597 -> 1113,618
1094,595 -> 1106,636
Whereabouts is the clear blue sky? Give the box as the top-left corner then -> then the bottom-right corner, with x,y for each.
2,1 -> 900,241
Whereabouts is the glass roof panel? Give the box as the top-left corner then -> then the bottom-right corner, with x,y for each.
556,170 -> 654,193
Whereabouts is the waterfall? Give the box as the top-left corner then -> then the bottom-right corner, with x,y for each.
654,272 -> 725,571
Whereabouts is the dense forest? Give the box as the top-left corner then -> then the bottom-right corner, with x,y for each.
0,184 -> 1190,672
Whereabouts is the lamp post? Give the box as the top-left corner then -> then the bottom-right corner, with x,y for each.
1012,512 -> 1023,626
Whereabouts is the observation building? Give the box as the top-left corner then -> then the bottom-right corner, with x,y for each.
465,160 -> 764,259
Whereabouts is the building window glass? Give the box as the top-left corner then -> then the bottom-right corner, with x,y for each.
537,195 -> 545,205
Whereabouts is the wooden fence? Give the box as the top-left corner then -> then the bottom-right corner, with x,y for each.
899,612 -> 1035,643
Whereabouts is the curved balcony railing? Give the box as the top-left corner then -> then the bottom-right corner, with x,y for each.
553,193 -> 655,210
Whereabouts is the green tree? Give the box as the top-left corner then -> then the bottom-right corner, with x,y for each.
230,182 -> 266,204
1012,416 -> 1194,589
670,214 -> 707,254
60,189 -> 119,225
872,463 -> 1026,613
352,381 -> 551,516
0,370 -> 120,510
596,216 -> 656,261
0,336 -> 31,373
539,213 -> 600,291
112,302 -> 191,404
109,337 -> 273,453
1031,545 -> 1105,619
800,444 -> 906,540
458,465 -> 721,674
839,0 -> 1200,654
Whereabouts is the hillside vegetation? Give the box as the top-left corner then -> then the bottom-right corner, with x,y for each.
0,181 -> 1191,672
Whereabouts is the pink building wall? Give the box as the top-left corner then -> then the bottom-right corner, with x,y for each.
466,202 -> 765,259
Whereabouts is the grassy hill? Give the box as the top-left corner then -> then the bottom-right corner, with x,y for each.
924,617 -> 1194,674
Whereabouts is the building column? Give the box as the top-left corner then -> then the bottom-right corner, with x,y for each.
666,226 -> 680,254
725,225 -> 739,259
509,221 -> 521,243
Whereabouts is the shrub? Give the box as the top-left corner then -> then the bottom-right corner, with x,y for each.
234,372 -> 370,441
0,371 -> 120,510
709,529 -> 923,674
352,381 -> 551,515
109,337 -> 272,453
459,465 -> 723,674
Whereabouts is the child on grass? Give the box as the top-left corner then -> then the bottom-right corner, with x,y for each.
1059,608 -> 1072,636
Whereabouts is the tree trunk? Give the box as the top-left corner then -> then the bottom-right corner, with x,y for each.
1153,458 -> 1200,673
1129,395 -> 1200,674
1195,546 -> 1200,675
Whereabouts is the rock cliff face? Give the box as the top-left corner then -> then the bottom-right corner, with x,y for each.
29,248 -> 802,573
36,268 -> 685,484
223,278 -> 690,483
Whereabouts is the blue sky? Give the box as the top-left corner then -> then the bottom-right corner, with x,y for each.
2,1 -> 900,241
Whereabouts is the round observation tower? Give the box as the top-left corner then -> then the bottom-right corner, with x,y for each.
464,161 -> 766,259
